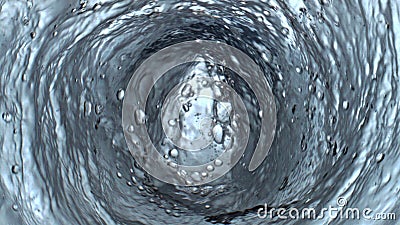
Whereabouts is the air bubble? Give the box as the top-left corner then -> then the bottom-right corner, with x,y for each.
93,3 -> 102,10
169,149 -> 179,158
22,16 -> 29,25
342,100 -> 349,110
168,161 -> 178,168
214,159 -> 223,167
191,172 -> 201,182
116,172 -> 122,178
281,27 -> 289,36
182,103 -> 190,112
83,101 -> 92,116
308,83 -> 316,93
181,83 -> 193,98
2,112 -> 12,122
376,153 -> 385,163
168,119 -> 177,126
317,91 -> 324,100
191,187 -> 200,194
117,89 -> 125,101
11,165 -> 20,174
135,109 -> 146,124
127,125 -> 134,133
212,124 -> 223,144
94,104 -> 104,115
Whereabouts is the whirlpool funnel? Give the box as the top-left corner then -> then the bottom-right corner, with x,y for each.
0,0 -> 399,225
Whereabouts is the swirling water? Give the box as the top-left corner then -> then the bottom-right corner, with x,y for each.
0,0 -> 400,224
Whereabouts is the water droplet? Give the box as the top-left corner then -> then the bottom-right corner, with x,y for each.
206,165 -> 214,172
205,204 -> 211,209
169,149 -> 179,158
11,165 -> 19,174
342,100 -> 349,110
296,67 -> 302,73
376,153 -> 385,163
30,31 -> 36,39
214,159 -> 223,167
258,110 -> 263,118
117,89 -> 125,101
12,204 -> 18,211
135,109 -> 146,124
2,112 -> 12,122
53,31 -> 58,37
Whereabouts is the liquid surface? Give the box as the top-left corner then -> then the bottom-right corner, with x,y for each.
0,0 -> 399,224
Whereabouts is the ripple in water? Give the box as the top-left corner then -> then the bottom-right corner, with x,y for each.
0,0 -> 399,224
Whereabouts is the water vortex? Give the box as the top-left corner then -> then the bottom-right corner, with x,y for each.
0,0 -> 399,224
